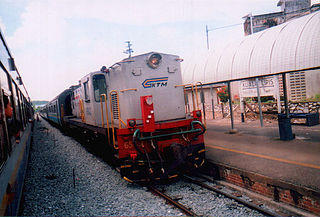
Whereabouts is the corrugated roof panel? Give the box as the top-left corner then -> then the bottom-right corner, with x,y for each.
204,51 -> 219,83
295,12 -> 320,69
183,10 -> 320,85
216,42 -> 240,81
270,22 -> 300,73
231,31 -> 263,79
182,53 -> 198,84
249,26 -> 283,76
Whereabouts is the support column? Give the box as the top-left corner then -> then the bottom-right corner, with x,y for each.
278,73 -> 294,140
256,78 -> 264,127
227,82 -> 234,130
275,75 -> 281,114
210,86 -> 215,119
240,97 -> 245,123
282,74 -> 290,118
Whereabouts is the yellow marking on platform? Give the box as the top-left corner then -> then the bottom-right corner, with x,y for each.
207,144 -> 320,170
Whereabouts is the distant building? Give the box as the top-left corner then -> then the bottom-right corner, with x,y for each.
243,0 -> 319,36
242,0 -> 320,101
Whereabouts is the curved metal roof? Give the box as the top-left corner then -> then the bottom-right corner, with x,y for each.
183,10 -> 320,84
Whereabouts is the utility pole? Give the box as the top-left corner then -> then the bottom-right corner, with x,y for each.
124,41 -> 134,58
206,25 -> 209,50
205,23 -> 242,50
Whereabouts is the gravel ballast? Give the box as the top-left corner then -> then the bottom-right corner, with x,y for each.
23,119 -> 269,216
22,120 -> 182,216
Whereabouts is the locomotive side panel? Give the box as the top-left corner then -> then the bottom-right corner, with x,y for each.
107,52 -> 186,125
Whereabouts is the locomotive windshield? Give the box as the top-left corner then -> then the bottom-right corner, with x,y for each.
93,74 -> 107,102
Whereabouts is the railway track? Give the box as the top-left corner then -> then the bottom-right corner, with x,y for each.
147,175 -> 282,216
182,175 -> 280,216
147,186 -> 198,216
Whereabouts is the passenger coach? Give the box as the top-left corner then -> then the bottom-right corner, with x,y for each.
0,28 -> 33,215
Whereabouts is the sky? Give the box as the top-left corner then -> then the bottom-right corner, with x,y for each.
0,0 -> 318,101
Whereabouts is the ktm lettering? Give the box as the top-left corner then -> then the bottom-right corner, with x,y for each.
150,82 -> 167,88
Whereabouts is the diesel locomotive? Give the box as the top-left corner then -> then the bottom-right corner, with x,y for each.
40,52 -> 206,183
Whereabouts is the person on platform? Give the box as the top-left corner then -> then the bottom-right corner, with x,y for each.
4,95 -> 20,143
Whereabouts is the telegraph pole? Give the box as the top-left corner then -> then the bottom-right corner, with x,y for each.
124,41 -> 134,58
205,23 -> 242,50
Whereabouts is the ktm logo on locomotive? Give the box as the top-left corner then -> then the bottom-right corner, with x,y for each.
142,77 -> 168,88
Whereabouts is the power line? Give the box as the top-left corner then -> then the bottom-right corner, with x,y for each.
206,23 -> 242,50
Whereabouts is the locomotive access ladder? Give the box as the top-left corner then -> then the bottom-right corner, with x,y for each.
100,90 -> 134,150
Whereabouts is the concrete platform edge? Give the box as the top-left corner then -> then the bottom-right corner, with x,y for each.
202,160 -> 320,215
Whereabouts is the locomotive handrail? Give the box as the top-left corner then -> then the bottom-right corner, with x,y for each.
133,120 -> 206,142
100,94 -> 110,144
194,82 -> 201,110
119,88 -> 137,93
195,82 -> 206,127
109,90 -> 128,150
79,99 -> 85,122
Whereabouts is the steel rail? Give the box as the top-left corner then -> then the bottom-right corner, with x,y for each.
182,175 -> 280,217
147,186 -> 198,216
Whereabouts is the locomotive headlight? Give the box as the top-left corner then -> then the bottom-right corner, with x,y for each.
147,53 -> 162,69
146,96 -> 153,105
129,119 -> 136,127
196,111 -> 201,117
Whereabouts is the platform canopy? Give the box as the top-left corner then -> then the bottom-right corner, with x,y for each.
183,10 -> 320,85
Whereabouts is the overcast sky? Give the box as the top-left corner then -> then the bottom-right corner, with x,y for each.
0,0 -> 318,100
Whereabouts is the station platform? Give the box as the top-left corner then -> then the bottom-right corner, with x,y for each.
204,118 -> 320,214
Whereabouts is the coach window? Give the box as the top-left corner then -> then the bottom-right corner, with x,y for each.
93,74 -> 107,102
0,93 -> 10,166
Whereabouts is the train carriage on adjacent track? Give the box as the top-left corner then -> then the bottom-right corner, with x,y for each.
0,29 -> 33,216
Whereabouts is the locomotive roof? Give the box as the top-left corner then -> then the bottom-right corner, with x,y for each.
121,51 -> 179,62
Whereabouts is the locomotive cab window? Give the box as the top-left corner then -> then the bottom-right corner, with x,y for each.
83,81 -> 90,102
93,74 -> 107,102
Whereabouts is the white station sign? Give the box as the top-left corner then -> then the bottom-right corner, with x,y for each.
239,76 -> 279,98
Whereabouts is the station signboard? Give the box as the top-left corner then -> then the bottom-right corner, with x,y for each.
239,76 -> 279,98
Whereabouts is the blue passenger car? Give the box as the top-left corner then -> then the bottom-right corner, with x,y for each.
42,86 -> 79,127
